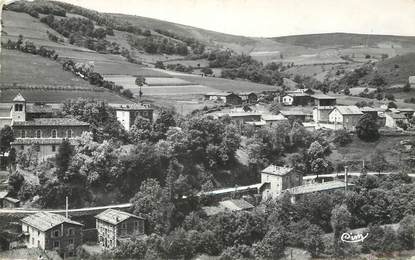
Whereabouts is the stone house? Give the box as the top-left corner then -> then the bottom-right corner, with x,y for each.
95,209 -> 145,249
21,212 -> 83,258
239,92 -> 258,103
329,106 -> 363,131
113,103 -> 153,131
385,112 -> 409,129
204,92 -> 242,105
260,165 -> 302,200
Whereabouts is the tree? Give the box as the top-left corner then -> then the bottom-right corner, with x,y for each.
385,93 -> 395,101
331,204 -> 351,256
302,224 -> 325,257
397,215 -> 415,250
370,150 -> 388,174
130,179 -> 174,234
333,129 -> 352,147
344,87 -> 350,95
0,126 -> 14,154
201,67 -> 213,76
388,101 -> 398,109
7,171 -> 24,197
403,82 -> 411,92
356,113 -> 379,142
155,61 -> 165,69
254,226 -> 287,259
135,76 -> 146,87
55,139 -> 73,178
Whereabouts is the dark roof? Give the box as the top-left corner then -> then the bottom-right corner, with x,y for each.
262,165 -> 294,176
12,118 -> 89,127
95,209 -> 143,225
21,212 -> 83,232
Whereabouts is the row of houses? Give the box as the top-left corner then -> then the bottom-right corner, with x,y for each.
20,208 -> 145,258
279,90 -> 337,107
204,92 -> 258,105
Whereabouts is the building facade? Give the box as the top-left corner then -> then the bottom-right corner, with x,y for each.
313,106 -> 334,123
239,92 -> 258,103
95,209 -> 145,249
312,94 -> 337,106
21,212 -> 83,258
260,165 -> 302,200
113,104 -> 153,131
329,106 -> 363,131
8,94 -> 90,160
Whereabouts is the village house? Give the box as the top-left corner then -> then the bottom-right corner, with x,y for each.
21,212 -> 83,258
0,191 -> 19,208
260,165 -> 303,200
312,94 -> 337,106
398,108 -> 415,119
95,209 -> 145,249
385,112 -> 409,129
282,93 -> 311,106
329,106 -> 363,131
360,106 -> 378,119
113,103 -> 153,131
239,92 -> 258,103
286,180 -> 348,203
280,110 -> 312,122
204,92 -> 242,105
215,112 -> 263,124
313,106 -> 334,123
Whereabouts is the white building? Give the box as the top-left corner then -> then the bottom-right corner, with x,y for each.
328,106 -> 363,131
260,165 -> 302,200
113,104 -> 153,131
282,95 -> 294,106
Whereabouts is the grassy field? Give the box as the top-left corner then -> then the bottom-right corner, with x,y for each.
175,75 -> 279,93
0,49 -> 93,88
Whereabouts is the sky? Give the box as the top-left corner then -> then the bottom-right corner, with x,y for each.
9,0 -> 415,37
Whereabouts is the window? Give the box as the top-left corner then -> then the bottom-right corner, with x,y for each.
32,238 -> 34,245
68,239 -> 74,245
21,130 -> 26,138
20,145 -> 24,151
139,221 -> 144,233
14,104 -> 23,111
67,228 -> 74,236
121,223 -> 126,229
134,221 -> 138,228
53,230 -> 59,237
38,231 -> 40,236
69,252 -> 74,257
53,241 -> 60,248
66,129 -> 72,138
51,129 -> 57,138
52,145 -> 56,152
36,130 -> 42,138
34,144 -> 40,152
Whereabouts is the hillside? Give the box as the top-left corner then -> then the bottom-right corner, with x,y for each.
374,52 -> 415,84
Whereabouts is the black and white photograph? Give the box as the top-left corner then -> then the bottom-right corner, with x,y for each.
0,0 -> 415,259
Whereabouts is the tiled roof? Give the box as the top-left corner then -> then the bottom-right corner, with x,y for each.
262,165 -> 294,176
13,93 -> 26,102
286,181 -> 349,195
388,113 -> 407,120
280,110 -> 310,116
21,212 -> 83,232
112,104 -> 152,111
313,106 -> 334,110
334,106 -> 363,115
360,106 -> 377,112
312,94 -> 336,100
262,114 -> 287,121
219,199 -> 254,211
398,108 -> 415,112
12,118 -> 89,127
205,92 -> 233,97
95,209 -> 143,225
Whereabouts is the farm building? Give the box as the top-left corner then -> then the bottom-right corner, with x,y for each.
313,106 -> 334,123
239,92 -> 258,103
214,112 -> 262,123
312,94 -> 337,106
8,94 -> 90,160
260,165 -> 303,200
261,114 -> 288,126
282,95 -> 294,105
398,108 -> 415,119
329,106 -> 363,131
95,209 -> 145,249
21,212 -> 83,258
360,106 -> 378,119
280,110 -> 312,122
204,92 -> 242,105
385,112 -> 409,129
286,181 -> 348,203
113,103 -> 153,131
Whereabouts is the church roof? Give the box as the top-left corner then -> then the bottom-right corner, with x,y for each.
13,93 -> 26,102
12,118 -> 89,127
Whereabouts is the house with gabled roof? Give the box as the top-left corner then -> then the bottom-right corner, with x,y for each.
21,212 -> 83,258
260,165 -> 302,200
329,105 -> 363,131
95,209 -> 145,249
6,93 -> 90,160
